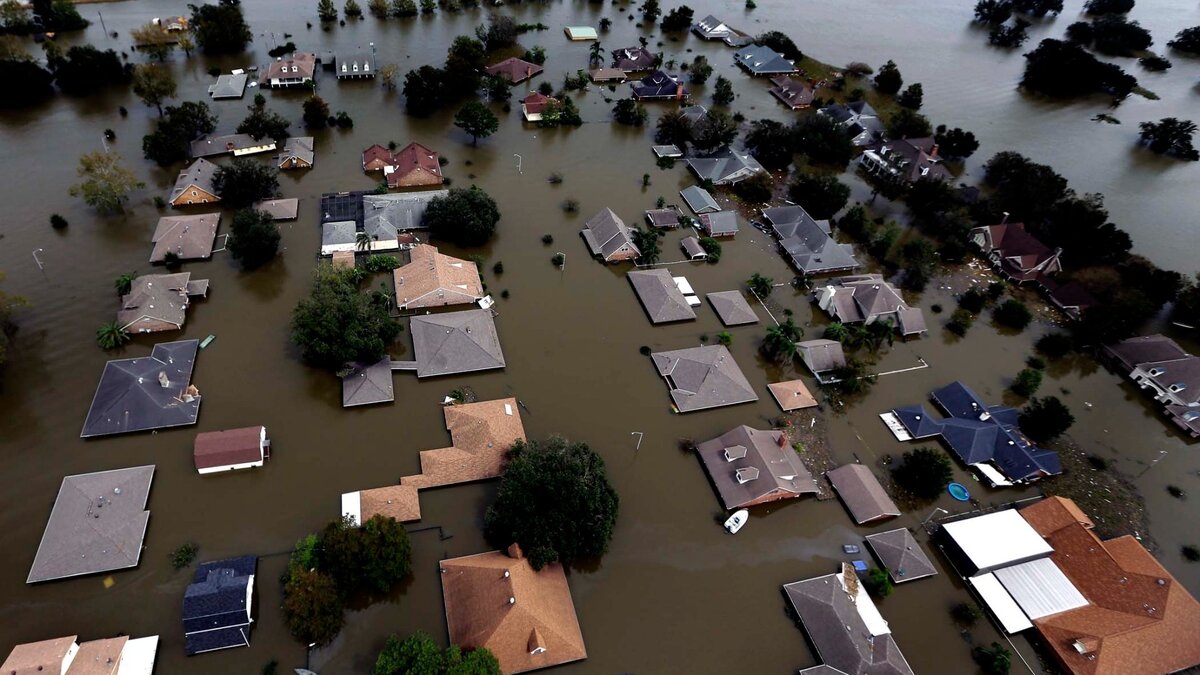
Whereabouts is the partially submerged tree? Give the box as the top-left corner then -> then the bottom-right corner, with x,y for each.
189,0 -> 253,54
788,173 -> 850,219
132,64 -> 177,116
893,447 -> 953,500
131,21 -> 176,60
142,101 -> 218,166
373,632 -> 501,675
873,59 -> 903,94
291,265 -> 402,370
484,436 -> 619,570
453,100 -> 499,145
282,568 -> 344,647
237,104 -> 292,142
213,158 -> 279,208
712,75 -> 734,105
303,95 -> 331,128
612,98 -> 648,126
423,186 -> 501,247
1138,118 -> 1199,161
1019,396 -> 1074,442
69,152 -> 144,214
227,209 -> 281,270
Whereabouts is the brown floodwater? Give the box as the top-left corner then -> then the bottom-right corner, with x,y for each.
1,1 -> 1198,673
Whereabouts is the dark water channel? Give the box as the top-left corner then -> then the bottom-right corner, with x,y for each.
1,1 -> 1198,673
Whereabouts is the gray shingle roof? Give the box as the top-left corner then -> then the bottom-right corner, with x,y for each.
765,206 -> 860,275
700,210 -> 739,236
681,236 -> 707,259
335,52 -> 375,77
27,465 -> 155,583
207,73 -> 247,99
734,45 -> 796,75
814,274 -> 926,335
363,190 -> 448,234
651,345 -> 758,413
254,198 -> 299,220
150,213 -> 220,262
679,186 -> 720,214
581,207 -> 640,260
170,158 -> 219,204
706,291 -> 758,326
827,463 -> 900,524
322,220 -> 357,248
695,425 -> 818,509
1102,334 -> 1190,374
118,272 -> 201,333
190,133 -> 272,158
783,567 -> 915,675
685,147 -> 765,185
628,269 -> 696,324
278,136 -> 314,166
865,528 -> 938,583
81,340 -> 201,438
797,339 -> 846,374
410,309 -> 506,378
341,358 -> 395,407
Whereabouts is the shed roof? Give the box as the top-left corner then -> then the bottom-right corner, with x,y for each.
695,425 -> 817,510
679,186 -> 720,214
28,465 -> 155,583
942,509 -> 1053,573
410,309 -> 505,378
865,528 -> 938,583
628,269 -> 696,324
194,426 -> 264,470
651,345 -> 757,412
706,291 -> 758,326
341,358 -> 395,407
81,340 -> 201,437
826,463 -> 900,524
150,213 -> 220,262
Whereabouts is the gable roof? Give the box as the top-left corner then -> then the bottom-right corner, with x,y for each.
776,217 -> 859,275
1102,334 -> 1191,374
612,46 -> 657,71
814,274 -> 925,334
28,465 -> 155,583
485,57 -> 544,83
699,210 -> 739,236
797,339 -> 847,374
691,15 -> 753,46
651,345 -> 758,412
627,269 -> 696,324
150,213 -> 220,262
1,636 -> 77,675
278,135 -> 314,166
706,291 -> 758,326
521,91 -> 555,115
734,44 -> 796,75
440,545 -> 586,675
630,70 -> 686,99
1020,497 -> 1200,675
183,556 -> 256,655
261,51 -> 316,81
81,340 -> 201,438
826,463 -> 900,524
170,158 -> 219,203
864,137 -> 952,184
341,358 -> 395,407
118,272 -> 199,332
362,143 -> 392,169
581,207 -> 640,260
685,147 -> 765,184
679,186 -> 720,213
410,309 -> 505,378
695,425 -> 817,509
769,75 -> 814,108
865,528 -> 938,583
335,51 -> 375,77
783,564 -> 915,675
394,244 -> 483,309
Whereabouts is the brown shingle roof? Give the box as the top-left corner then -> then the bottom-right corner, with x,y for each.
826,463 -> 900,524
67,636 -> 127,675
1021,496 -> 1200,675
1,636 -> 76,675
440,545 -> 586,674
393,244 -> 484,309
150,213 -> 220,262
485,57 -> 544,83
768,379 -> 817,411
193,426 -> 264,471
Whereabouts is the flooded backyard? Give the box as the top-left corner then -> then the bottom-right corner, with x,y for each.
0,0 -> 1198,673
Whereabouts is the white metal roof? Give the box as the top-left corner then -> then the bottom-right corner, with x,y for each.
837,572 -> 890,636
970,573 -> 1033,634
974,462 -> 1014,487
942,510 -> 1052,572
340,492 -> 361,525
673,276 -> 695,295
993,557 -> 1088,620
118,636 -> 160,674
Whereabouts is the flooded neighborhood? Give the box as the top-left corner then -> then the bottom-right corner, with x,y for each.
1,0 -> 1199,674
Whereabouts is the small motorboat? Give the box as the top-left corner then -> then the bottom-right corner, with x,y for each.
723,509 -> 749,534
842,544 -> 861,554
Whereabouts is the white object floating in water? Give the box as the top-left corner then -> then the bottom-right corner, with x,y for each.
724,509 -> 748,534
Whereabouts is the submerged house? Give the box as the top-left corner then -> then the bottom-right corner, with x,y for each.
169,158 -> 220,207
1102,334 -> 1200,438
630,70 -> 687,100
183,556 -> 257,655
259,52 -> 316,87
193,426 -> 269,474
612,46 -> 657,72
970,221 -> 1062,283
679,185 -> 720,214
520,91 -> 557,122
813,274 -> 927,336
685,147 -> 765,185
276,136 -> 314,169
761,205 -> 859,275
581,207 -> 640,262
884,381 -> 1063,485
485,56 -> 544,84
627,268 -> 696,324
690,14 -> 753,46
819,101 -> 885,147
149,213 -> 220,263
208,72 -> 247,99
385,142 -> 444,188
335,51 -> 374,79
651,345 -> 758,413
117,272 -> 208,334
796,339 -> 846,379
405,309 -> 506,378
768,75 -> 814,109
695,425 -> 818,510
440,544 -> 587,674
189,133 -> 275,159
861,137 -> 952,186
81,340 -> 201,438
393,243 -> 484,310
1,634 -> 159,675
733,44 -> 797,76
826,463 -> 900,525
698,211 -> 739,238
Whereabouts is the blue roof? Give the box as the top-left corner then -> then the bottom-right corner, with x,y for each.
891,382 -> 1062,483
183,556 -> 256,655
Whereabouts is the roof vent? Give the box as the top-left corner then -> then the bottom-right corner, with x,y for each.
1168,383 -> 1187,393
724,445 -> 748,462
503,570 -> 510,578
735,467 -> 760,484
1072,638 -> 1098,654
508,597 -> 516,605
1148,367 -> 1164,377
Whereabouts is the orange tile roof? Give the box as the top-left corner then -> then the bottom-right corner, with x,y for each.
768,379 -> 818,411
66,636 -> 127,675
1021,497 -> 1200,675
387,142 -> 443,187
358,398 -> 526,522
393,244 -> 484,309
440,544 -> 586,674
1,636 -> 76,675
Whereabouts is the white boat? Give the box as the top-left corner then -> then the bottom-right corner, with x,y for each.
723,509 -> 749,534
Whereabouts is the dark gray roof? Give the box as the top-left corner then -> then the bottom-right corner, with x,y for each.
207,73 -> 247,99
784,568 -> 915,675
762,205 -> 829,239
865,528 -> 938,583
644,207 -> 682,228
278,136 -> 314,166
27,465 -> 155,583
679,186 -> 720,214
651,345 -> 758,413
335,51 -> 375,77
767,207 -> 860,275
681,236 -> 707,259
184,556 -> 256,655
341,359 -> 395,407
410,309 -> 505,378
118,272 -> 199,332
81,340 -> 201,438
190,133 -> 272,158
363,190 -> 447,233
170,158 -> 219,203
685,147 -> 765,185
706,291 -> 758,326
814,275 -> 925,335
628,269 -> 696,324
700,210 -> 740,236
734,45 -> 796,75
612,46 -> 657,71
581,207 -> 640,260
630,70 -> 686,99
1102,334 -> 1190,374
797,339 -> 846,374
696,425 -> 817,509
827,463 -> 900,524
321,220 -> 357,248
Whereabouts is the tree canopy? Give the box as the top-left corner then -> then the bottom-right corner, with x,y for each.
755,30 -> 802,60
787,173 -> 850,219
423,185 -> 500,247
374,633 -> 501,675
792,113 -> 854,168
1168,26 -> 1200,53
69,151 -> 143,214
1019,396 -> 1074,442
612,98 -> 648,126
143,101 -> 219,166
189,0 -> 253,54
290,265 -> 402,369
213,158 -> 278,208
1021,38 -> 1137,99
0,59 -> 53,107
934,125 -> 979,159
1138,117 -> 1198,161
690,110 -> 737,153
893,448 -> 953,500
282,567 -> 344,646
873,59 -> 903,95
453,100 -> 499,145
132,64 -> 177,116
744,119 -> 794,170
49,45 -> 130,95
484,436 -> 619,570
227,209 -> 281,270
237,104 -> 292,141
659,5 -> 694,32
403,65 -> 447,116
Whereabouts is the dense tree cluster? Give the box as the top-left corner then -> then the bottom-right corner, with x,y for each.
374,633 -> 500,675
143,101 -> 218,166
290,266 -> 402,369
612,98 -> 648,126
1067,15 -> 1153,56
423,185 -> 501,247
788,173 -> 850,220
893,448 -> 953,500
755,30 -> 802,60
213,158 -> 278,207
1019,396 -> 1074,442
873,59 -> 903,95
189,0 -> 253,54
1138,117 -> 1198,160
1084,0 -> 1134,15
1021,39 -> 1137,99
659,4 -> 693,32
49,45 -> 131,95
1168,26 -> 1200,53
227,209 -> 281,270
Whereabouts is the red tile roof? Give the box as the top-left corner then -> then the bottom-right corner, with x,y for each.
485,57 -> 545,83
387,142 -> 444,188
193,426 -> 264,470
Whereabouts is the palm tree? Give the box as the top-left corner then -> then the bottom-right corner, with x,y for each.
793,274 -> 814,292
862,319 -> 895,353
356,232 -> 376,251
747,273 -> 774,298
96,322 -> 131,350
114,271 -> 137,296
589,41 -> 604,68
763,324 -> 799,362
823,321 -> 849,343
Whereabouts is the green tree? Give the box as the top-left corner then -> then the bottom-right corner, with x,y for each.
612,98 -> 648,126
747,272 -> 774,298
423,186 -> 501,247
69,152 -> 143,214
631,226 -> 661,264
639,0 -> 660,22
989,19 -> 1031,49
391,0 -> 418,16
31,0 -> 88,31
213,158 -> 279,208
763,320 -> 803,361
744,119 -> 794,170
453,100 -> 499,146
303,95 -> 331,129
933,125 -> 979,159
96,320 -> 131,350
1019,396 -> 1074,442
344,0 -> 363,17
659,4 -> 693,32
227,209 -> 281,270
142,101 -> 218,166
237,104 -> 291,141
132,64 -> 177,116
863,567 -> 893,598
1036,332 -> 1074,357
131,22 -> 176,61
688,54 -> 713,84
792,113 -> 854,168
318,0 -> 338,21
897,82 -> 924,110
477,14 -> 517,50
893,447 -> 953,500
1138,118 -> 1198,161
755,30 -> 801,60
484,436 -> 620,570
291,265 -> 402,369
282,567 -> 345,646
419,0 -> 435,14
993,299 -> 1033,330
49,45 -> 130,95
824,357 -> 877,396
974,0 -> 1013,24
886,107 -> 932,138
654,109 -> 692,147
873,59 -> 903,94
788,173 -> 850,219
368,0 -> 388,17
973,642 -> 1013,675
1169,26 -> 1200,53
444,36 -> 486,94
114,271 -> 137,295
374,633 -> 501,675
824,322 -> 849,342
358,514 -> 412,593
1012,0 -> 1063,16
1011,368 -> 1043,397
0,59 -> 54,107
403,65 -> 446,116
733,172 -> 774,203
690,110 -> 737,152
712,75 -> 734,105
189,1 -> 253,54
1021,38 -> 1137,99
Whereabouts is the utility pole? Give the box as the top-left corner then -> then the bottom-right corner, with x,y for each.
98,11 -> 107,35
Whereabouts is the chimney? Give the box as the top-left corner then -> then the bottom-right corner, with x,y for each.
506,542 -> 524,559
929,144 -> 939,159
676,84 -> 684,99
